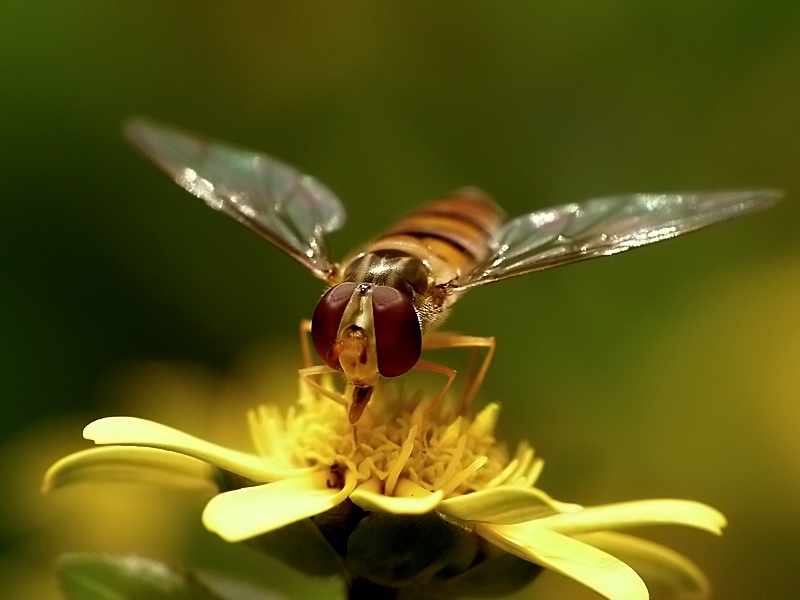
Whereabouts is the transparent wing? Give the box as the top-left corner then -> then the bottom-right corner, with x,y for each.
454,190 -> 781,290
125,118 -> 345,282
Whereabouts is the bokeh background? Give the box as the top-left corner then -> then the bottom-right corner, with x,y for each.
2,2 -> 799,599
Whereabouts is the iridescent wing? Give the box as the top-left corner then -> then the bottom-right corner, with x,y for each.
454,190 -> 781,291
125,119 -> 345,283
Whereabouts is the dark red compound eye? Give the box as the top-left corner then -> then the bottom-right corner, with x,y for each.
311,283 -> 357,369
372,286 -> 422,377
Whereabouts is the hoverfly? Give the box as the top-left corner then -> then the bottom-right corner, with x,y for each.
125,119 -> 780,424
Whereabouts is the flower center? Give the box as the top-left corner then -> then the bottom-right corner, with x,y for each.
248,382 -> 526,497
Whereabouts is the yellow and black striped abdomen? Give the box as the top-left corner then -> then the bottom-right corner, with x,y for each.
368,188 -> 504,283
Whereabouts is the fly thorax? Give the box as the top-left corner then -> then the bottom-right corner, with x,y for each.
343,252 -> 431,296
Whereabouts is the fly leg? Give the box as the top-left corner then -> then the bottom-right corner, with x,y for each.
412,359 -> 457,420
299,319 -> 314,369
299,319 -> 346,403
297,364 -> 348,408
299,319 -> 371,445
299,364 -> 366,448
422,333 -> 495,417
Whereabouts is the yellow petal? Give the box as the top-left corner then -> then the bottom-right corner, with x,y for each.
534,499 -> 726,536
477,522 -> 648,600
439,486 -> 582,524
42,446 -> 217,493
350,478 -> 444,514
578,532 -> 711,600
203,469 -> 357,542
84,417 -> 311,482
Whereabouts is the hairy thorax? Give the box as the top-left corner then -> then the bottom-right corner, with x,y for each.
343,251 -> 449,333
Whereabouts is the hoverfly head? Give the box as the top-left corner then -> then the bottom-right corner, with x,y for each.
311,282 -> 422,386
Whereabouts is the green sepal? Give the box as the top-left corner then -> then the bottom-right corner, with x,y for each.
422,538 -> 543,598
247,516 -> 345,576
214,469 -> 252,493
56,553 -> 221,600
346,512 -> 478,588
311,499 -> 369,558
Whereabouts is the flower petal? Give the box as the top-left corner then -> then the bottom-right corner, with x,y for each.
468,403 -> 500,438
534,499 -> 726,536
203,469 -> 357,542
350,478 -> 444,514
42,446 -> 216,493
439,486 -> 581,524
577,531 -> 711,600
84,417 -> 312,482
477,522 -> 648,600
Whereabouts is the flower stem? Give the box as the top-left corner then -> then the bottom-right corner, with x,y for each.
347,577 -> 399,600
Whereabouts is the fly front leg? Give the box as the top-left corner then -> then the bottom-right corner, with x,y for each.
299,319 -> 314,369
298,364 -> 348,408
299,319 -> 335,404
300,318 -> 374,433
413,359 -> 457,421
422,332 -> 496,416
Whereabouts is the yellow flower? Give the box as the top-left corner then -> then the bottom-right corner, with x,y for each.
44,380 -> 725,600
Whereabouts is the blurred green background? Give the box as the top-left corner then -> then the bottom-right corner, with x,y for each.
2,2 -> 799,599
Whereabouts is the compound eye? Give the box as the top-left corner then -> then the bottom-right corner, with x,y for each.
372,286 -> 421,377
311,283 -> 357,369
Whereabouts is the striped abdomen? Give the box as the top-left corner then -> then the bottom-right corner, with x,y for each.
367,188 -> 505,284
